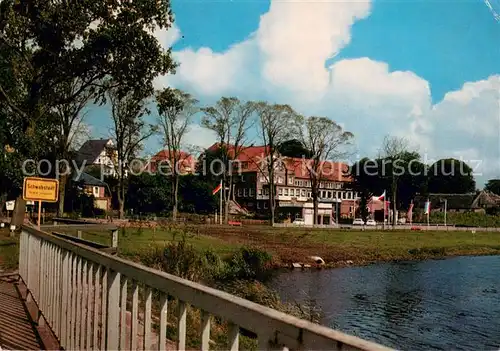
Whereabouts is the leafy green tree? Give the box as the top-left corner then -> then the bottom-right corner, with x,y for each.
0,0 -> 176,226
179,175 -> 218,214
108,87 -> 158,219
298,116 -> 353,224
156,88 -> 198,221
427,158 -> 476,194
485,179 -> 500,195
126,173 -> 171,215
201,97 -> 255,223
255,102 -> 299,225
277,139 -> 313,158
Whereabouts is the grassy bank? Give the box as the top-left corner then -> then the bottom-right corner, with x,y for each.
69,225 -> 500,268
0,228 -> 18,272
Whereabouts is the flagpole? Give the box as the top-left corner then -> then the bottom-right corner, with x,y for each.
383,189 -> 386,230
427,197 -> 430,228
409,200 -> 413,225
219,179 -> 223,225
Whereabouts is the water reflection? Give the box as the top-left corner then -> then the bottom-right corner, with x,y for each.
269,256 -> 500,350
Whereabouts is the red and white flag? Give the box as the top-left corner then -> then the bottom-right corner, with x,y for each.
373,191 -> 385,201
407,202 -> 414,222
212,181 -> 222,195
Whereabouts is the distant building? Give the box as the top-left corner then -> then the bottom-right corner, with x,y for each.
207,143 -> 358,224
147,150 -> 196,175
413,190 -> 500,213
75,139 -> 117,176
73,172 -> 111,211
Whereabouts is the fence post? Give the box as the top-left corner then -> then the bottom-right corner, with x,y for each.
106,269 -> 120,350
111,229 -> 118,248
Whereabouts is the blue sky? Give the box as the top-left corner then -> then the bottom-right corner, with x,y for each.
88,0 -> 500,185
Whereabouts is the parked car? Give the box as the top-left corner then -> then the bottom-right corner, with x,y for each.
366,219 -> 377,226
352,218 -> 364,226
293,218 -> 306,225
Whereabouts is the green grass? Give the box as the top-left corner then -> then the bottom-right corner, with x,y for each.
63,227 -> 241,259
0,228 -> 19,271
59,225 -> 500,267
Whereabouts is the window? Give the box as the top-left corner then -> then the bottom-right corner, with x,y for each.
320,182 -> 324,188
288,177 -> 293,185
348,192 -> 352,200
249,188 -> 255,196
264,202 -> 268,209
238,188 -> 242,196
264,188 -> 269,195
301,189 -> 306,197
284,188 -> 289,196
257,202 -> 261,209
290,189 -> 294,196
258,189 -> 262,195
242,161 -> 248,169
278,188 -> 283,196
278,176 -> 283,184
93,187 -> 100,197
244,189 -> 248,197
308,192 -> 311,198
327,191 -> 332,198
342,192 -> 346,199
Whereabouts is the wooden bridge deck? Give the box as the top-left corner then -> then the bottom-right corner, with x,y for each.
0,275 -> 44,350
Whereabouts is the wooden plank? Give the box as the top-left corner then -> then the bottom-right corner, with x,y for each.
86,264 -> 94,350
120,277 -> 128,350
93,265 -> 101,350
228,323 -> 239,351
130,282 -> 139,351
22,226 -> 392,351
159,293 -> 168,351
100,268 -> 108,350
200,310 -> 210,351
106,269 -> 120,350
177,301 -> 187,351
144,286 -> 152,350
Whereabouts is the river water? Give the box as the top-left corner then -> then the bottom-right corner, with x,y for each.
268,255 -> 500,350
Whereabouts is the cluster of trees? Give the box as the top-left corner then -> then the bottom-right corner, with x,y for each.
0,0 -> 354,226
0,0 -> 176,226
350,136 -> 477,225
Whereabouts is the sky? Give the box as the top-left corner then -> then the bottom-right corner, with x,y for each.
87,0 -> 500,186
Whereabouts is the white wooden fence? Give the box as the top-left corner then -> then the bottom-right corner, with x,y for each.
19,225 -> 392,351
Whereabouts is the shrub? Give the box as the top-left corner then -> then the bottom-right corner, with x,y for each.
223,247 -> 273,281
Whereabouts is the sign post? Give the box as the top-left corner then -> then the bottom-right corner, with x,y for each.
23,177 -> 59,229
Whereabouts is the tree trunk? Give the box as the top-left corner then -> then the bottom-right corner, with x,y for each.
269,185 -> 275,226
269,167 -> 275,226
10,195 -> 26,230
391,181 -> 397,228
313,194 -> 319,225
118,179 -> 125,219
0,193 -> 6,218
57,174 -> 68,217
172,175 -> 178,222
224,174 -> 232,224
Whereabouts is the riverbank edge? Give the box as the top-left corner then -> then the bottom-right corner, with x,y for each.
277,249 -> 500,270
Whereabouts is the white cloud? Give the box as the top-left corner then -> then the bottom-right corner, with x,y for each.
155,0 -> 499,184
256,1 -> 371,92
182,124 -> 218,150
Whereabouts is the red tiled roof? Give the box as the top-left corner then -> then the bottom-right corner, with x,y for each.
148,149 -> 196,174
206,143 -> 352,182
207,143 -> 270,172
284,157 -> 352,182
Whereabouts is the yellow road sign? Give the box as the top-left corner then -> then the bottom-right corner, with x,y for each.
23,177 -> 59,203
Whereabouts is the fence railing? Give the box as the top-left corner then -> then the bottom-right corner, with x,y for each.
19,225 -> 392,351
